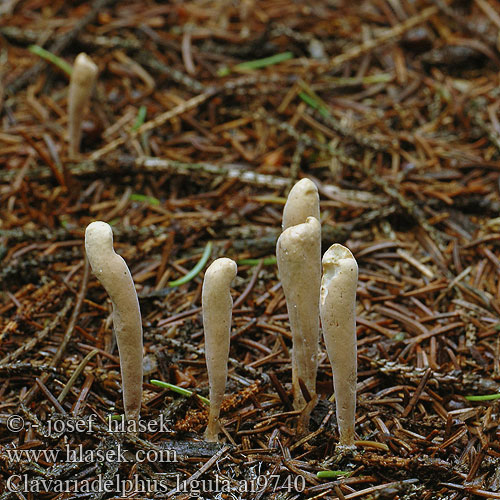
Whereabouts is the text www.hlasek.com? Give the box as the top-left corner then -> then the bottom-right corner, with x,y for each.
5,444 -> 176,464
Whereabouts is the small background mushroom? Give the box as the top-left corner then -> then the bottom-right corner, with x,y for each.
68,52 -> 98,156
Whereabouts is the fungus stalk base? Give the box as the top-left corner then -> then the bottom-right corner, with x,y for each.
205,411 -> 222,442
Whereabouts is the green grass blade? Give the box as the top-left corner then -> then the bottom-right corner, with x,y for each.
317,470 -> 351,478
150,379 -> 210,405
168,242 -> 212,287
218,51 -> 294,76
28,45 -> 73,76
298,91 -> 330,117
130,193 -> 160,205
237,256 -> 277,266
464,393 -> 500,401
234,51 -> 294,71
132,105 -> 147,131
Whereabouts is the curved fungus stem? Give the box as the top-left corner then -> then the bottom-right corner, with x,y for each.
85,221 -> 143,422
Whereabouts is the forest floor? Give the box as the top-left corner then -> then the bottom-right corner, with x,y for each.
1,0 -> 500,499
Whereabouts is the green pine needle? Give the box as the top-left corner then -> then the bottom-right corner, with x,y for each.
464,393 -> 500,401
132,105 -> 147,131
218,51 -> 294,76
130,193 -> 160,205
298,91 -> 330,117
237,256 -> 277,266
150,379 -> 210,405
317,470 -> 351,478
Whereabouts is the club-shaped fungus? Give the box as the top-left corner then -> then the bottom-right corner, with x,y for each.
85,221 -> 143,422
282,178 -> 320,230
276,216 -> 321,432
68,53 -> 98,156
320,244 -> 358,447
202,257 -> 237,442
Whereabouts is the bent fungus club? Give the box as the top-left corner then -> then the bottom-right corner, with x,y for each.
85,221 -> 143,422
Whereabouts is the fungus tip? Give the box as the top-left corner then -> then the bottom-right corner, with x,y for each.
72,53 -> 98,85
282,178 -> 320,230
85,221 -> 114,255
320,244 -> 357,306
